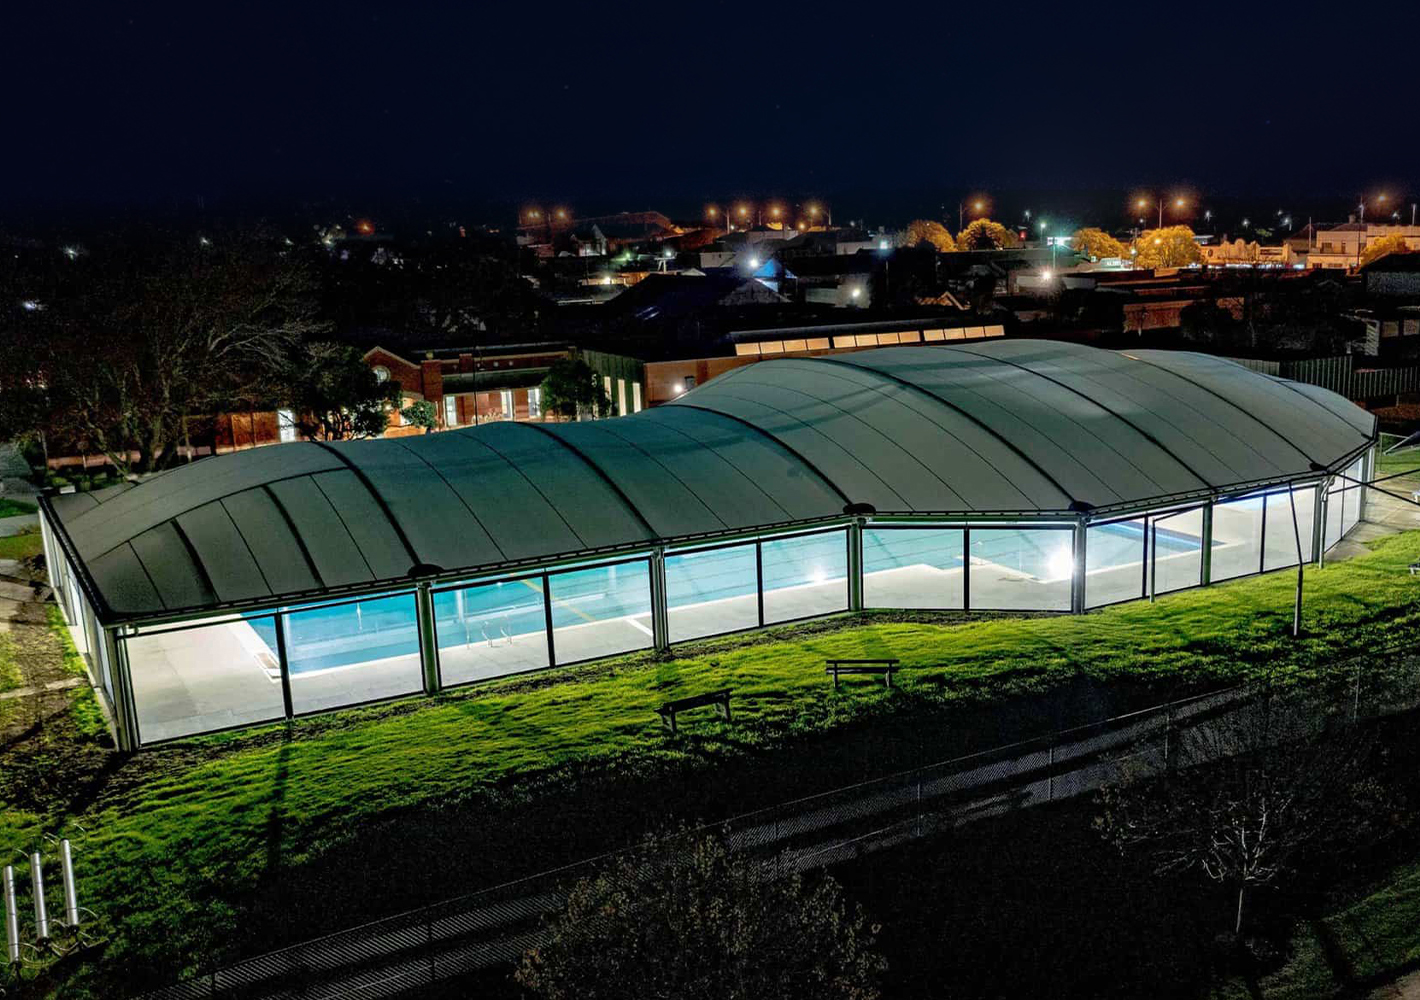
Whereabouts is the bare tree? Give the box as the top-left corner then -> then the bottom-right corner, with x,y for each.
1096,687 -> 1400,938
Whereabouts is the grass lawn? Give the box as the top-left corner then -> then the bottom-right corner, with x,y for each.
7,528 -> 1420,997
0,525 -> 43,561
0,497 -> 37,518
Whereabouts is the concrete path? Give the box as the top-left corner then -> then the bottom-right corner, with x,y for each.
1372,969 -> 1420,999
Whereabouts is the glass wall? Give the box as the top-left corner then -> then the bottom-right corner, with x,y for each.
666,543 -> 759,642
1151,508 -> 1204,595
285,592 -> 423,715
1211,494 -> 1265,582
1341,456 -> 1365,536
1085,518 -> 1145,608
547,560 -> 653,664
863,527 -> 965,609
433,575 -> 550,687
1323,478 -> 1345,553
1263,487 -> 1316,571
761,530 -> 849,624
969,527 -> 1072,611
125,614 -> 287,743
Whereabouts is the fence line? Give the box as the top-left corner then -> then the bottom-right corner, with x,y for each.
136,652 -> 1420,1000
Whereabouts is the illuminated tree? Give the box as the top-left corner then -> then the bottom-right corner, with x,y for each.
1131,226 -> 1204,268
283,342 -> 401,440
1361,233 -> 1412,267
540,356 -> 611,420
956,218 -> 1019,251
903,219 -> 957,253
1071,227 -> 1127,261
400,399 -> 438,433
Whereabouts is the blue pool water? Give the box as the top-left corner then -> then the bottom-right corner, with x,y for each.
247,521 -> 1206,673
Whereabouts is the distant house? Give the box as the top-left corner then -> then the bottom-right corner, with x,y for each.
1308,223 -> 1420,270
1361,251 -> 1420,298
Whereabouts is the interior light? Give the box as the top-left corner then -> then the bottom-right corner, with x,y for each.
1047,549 -> 1075,582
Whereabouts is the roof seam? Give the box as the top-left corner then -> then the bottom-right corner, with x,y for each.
1123,354 -> 1324,468
165,519 -> 220,609
723,372 -> 970,508
258,484 -> 327,590
311,441 -> 424,571
640,411 -> 795,523
582,423 -> 730,531
808,355 -> 1081,508
213,500 -> 276,597
456,429 -> 591,550
945,345 -> 1213,492
667,401 -> 854,507
307,476 -> 378,579
392,439 -> 510,564
514,422 -> 660,540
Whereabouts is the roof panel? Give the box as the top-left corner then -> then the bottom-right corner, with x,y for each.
130,522 -> 215,611
221,488 -> 321,595
174,502 -> 270,603
267,477 -> 374,589
88,544 -> 164,617
310,469 -> 414,580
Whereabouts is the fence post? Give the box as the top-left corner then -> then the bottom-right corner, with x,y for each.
1164,704 -> 1174,771
1047,737 -> 1056,802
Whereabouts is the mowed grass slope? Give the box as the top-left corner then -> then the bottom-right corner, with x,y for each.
10,529 -> 1420,996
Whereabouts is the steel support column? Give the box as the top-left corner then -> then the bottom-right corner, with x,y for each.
416,581 -> 440,696
1200,503 -> 1214,586
101,626 -> 136,752
649,546 -> 670,651
847,519 -> 864,612
1070,519 -> 1087,613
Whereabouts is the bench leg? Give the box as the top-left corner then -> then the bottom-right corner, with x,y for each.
885,672 -> 893,689
719,701 -> 731,722
832,667 -> 839,690
662,712 -> 676,734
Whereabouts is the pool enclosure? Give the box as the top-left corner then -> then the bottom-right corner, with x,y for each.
39,340 -> 1378,748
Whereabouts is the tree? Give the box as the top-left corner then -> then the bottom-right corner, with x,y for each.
0,230 -> 326,475
903,219 -> 957,253
956,218 -> 1019,251
282,341 -> 401,440
540,356 -> 611,420
1361,233 -> 1412,267
1096,687 -> 1400,940
1071,227 -> 1127,261
516,832 -> 886,1000
400,399 -> 438,433
1131,226 -> 1204,268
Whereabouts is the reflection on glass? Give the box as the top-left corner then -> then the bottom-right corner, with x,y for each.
666,544 -> 758,642
863,528 -> 964,609
761,531 -> 848,624
1151,508 -> 1204,594
126,615 -> 286,743
1211,495 -> 1264,581
548,560 -> 653,663
968,528 -> 1072,611
285,592 -> 423,715
1263,488 -> 1315,571
434,576 -> 550,686
1085,519 -> 1145,608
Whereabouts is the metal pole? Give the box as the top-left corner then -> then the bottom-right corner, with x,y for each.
649,547 -> 670,651
847,520 -> 864,612
416,581 -> 440,695
59,840 -> 79,929
1288,487 -> 1304,638
30,852 -> 49,942
1070,519 -> 1087,613
3,865 -> 19,965
1200,503 -> 1214,586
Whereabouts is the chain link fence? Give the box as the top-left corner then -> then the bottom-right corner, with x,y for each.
136,649 -> 1420,1000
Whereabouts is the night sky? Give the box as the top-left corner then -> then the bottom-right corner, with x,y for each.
5,2 -> 1417,224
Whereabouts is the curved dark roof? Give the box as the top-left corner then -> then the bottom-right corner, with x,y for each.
46,340 -> 1376,623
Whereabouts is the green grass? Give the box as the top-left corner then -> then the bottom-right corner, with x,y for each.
0,497 -> 36,518
10,529 -> 1420,997
0,525 -> 42,561
0,632 -> 19,693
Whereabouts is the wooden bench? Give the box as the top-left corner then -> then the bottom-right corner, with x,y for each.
656,689 -> 732,733
825,658 -> 900,689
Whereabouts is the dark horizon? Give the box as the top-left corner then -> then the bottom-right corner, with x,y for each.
5,2 -> 1417,229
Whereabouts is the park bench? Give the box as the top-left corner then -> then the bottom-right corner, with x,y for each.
1410,562 -> 1420,577
824,658 -> 900,689
656,688 -> 732,733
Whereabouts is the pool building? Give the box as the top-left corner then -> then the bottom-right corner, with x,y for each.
39,340 -> 1377,749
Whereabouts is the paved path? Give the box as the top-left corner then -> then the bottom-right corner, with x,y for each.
1372,969 -> 1420,999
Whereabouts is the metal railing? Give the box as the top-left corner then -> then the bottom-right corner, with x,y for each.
134,650 -> 1420,1000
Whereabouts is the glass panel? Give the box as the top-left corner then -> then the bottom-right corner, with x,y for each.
1210,494 -> 1265,582
968,528 -> 1072,611
862,528 -> 965,609
1341,458 -> 1364,536
548,560 -> 653,663
1152,508 -> 1204,594
1324,479 -> 1343,552
285,592 -> 422,715
761,530 -> 849,624
1264,488 -> 1316,571
434,576 -> 550,686
1085,519 -> 1145,608
666,544 -> 759,642
126,615 -> 286,743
